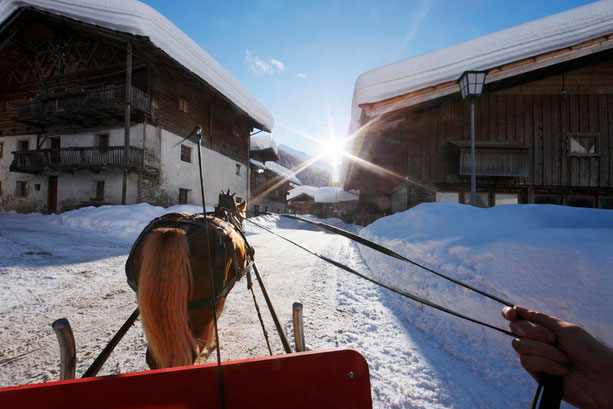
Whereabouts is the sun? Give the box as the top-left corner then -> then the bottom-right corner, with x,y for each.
322,137 -> 345,163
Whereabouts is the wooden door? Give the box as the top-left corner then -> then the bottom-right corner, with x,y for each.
48,176 -> 58,214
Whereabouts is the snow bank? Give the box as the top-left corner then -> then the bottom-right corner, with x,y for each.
56,203 -> 213,240
358,202 -> 613,347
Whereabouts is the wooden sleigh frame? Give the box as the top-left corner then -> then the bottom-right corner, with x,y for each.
0,349 -> 372,409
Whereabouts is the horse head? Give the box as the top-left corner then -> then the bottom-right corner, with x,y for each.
217,189 -> 247,225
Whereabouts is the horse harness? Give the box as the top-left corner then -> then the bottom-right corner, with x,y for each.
125,210 -> 254,311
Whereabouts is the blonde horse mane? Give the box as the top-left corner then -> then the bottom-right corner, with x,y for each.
137,227 -> 196,368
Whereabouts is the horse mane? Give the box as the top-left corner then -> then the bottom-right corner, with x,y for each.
137,228 -> 196,368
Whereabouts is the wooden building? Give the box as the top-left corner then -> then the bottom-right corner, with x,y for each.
249,134 -> 299,215
0,0 -> 272,213
342,2 -> 613,222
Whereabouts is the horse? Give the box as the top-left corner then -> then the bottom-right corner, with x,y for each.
125,191 -> 252,369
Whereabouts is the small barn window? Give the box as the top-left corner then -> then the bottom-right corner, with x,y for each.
179,97 -> 189,113
568,133 -> 599,156
236,164 -> 241,176
97,134 -> 109,151
0,142 -> 3,158
18,140 -> 29,151
534,195 -> 561,205
180,145 -> 192,163
567,196 -> 594,208
16,181 -> 28,198
91,181 -> 105,201
179,188 -> 190,204
600,197 -> 613,210
254,204 -> 260,216
462,192 -> 489,207
494,193 -> 519,206
435,191 -> 459,202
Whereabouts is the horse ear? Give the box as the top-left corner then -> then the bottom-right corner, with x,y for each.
238,201 -> 247,211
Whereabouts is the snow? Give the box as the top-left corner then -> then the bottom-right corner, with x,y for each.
315,186 -> 358,203
250,134 -> 278,153
349,0 -> 613,134
1,202 -> 612,409
0,0 -> 274,132
263,161 -> 301,185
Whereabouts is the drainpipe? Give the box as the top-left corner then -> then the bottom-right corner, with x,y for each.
122,42 -> 132,205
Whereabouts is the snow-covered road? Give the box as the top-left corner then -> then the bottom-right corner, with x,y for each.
4,205 -> 609,408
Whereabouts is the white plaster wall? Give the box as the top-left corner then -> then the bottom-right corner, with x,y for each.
250,198 -> 286,215
0,126 -> 144,213
157,129 -> 248,208
0,134 -> 48,213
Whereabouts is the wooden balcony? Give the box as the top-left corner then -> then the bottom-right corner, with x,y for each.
10,146 -> 143,174
14,86 -> 151,129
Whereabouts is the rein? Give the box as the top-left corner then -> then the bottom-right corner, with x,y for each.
249,214 -> 563,409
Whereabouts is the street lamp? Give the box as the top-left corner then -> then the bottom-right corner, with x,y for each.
457,70 -> 488,206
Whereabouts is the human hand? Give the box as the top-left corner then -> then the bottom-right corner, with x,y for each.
502,306 -> 613,409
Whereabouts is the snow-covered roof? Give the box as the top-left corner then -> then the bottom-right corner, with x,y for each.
249,158 -> 266,169
287,185 -> 318,201
0,0 -> 274,132
315,187 -> 358,203
263,161 -> 301,185
250,133 -> 278,153
349,1 -> 613,133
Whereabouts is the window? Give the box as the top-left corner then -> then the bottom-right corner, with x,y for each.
179,97 -> 189,113
0,142 -> 3,158
97,134 -> 109,149
179,188 -> 190,204
568,133 -> 599,156
235,164 -> 241,176
494,193 -> 519,206
91,181 -> 105,201
180,145 -> 192,163
16,181 -> 28,198
567,196 -> 594,208
0,181 -> 2,195
233,127 -> 240,137
18,140 -> 29,151
436,192 -> 459,202
462,192 -> 489,207
35,184 -> 41,191
254,204 -> 260,216
600,197 -> 613,210
264,206 -> 268,212
534,195 -> 561,205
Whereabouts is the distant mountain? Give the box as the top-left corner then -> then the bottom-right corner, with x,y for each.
279,144 -> 333,173
277,144 -> 331,187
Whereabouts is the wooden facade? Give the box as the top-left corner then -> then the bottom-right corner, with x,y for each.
0,7 -> 265,212
345,51 -> 613,220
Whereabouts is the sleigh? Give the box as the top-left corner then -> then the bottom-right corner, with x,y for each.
0,349 -> 371,409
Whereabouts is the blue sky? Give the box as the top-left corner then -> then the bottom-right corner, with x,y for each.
141,0 -> 595,164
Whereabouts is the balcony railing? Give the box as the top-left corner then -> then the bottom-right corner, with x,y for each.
10,146 -> 143,174
14,86 -> 151,127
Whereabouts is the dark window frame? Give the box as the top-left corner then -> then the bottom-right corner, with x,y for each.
567,133 -> 600,157
180,145 -> 192,163
178,188 -> 190,204
16,180 -> 28,198
91,181 -> 105,201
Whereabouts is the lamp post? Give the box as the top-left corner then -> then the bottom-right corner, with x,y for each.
457,70 -> 488,206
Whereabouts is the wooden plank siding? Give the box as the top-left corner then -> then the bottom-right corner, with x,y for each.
356,59 -> 613,204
